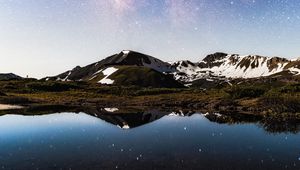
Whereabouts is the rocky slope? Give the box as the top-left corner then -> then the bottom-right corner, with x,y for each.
43,50 -> 181,88
44,51 -> 300,87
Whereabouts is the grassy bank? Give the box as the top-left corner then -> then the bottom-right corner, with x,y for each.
0,79 -> 299,119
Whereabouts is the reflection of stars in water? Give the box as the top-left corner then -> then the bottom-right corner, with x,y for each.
136,154 -> 143,161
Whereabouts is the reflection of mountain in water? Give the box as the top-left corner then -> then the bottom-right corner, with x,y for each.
260,120 -> 300,134
82,107 -> 300,134
1,105 -> 300,134
96,111 -> 164,129
85,108 -> 195,129
203,113 -> 300,134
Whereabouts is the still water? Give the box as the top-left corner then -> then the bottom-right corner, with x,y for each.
0,111 -> 300,170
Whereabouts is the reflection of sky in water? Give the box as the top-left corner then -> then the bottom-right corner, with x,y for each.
0,113 -> 111,137
0,113 -> 300,170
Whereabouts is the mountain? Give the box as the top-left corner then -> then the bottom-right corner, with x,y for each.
0,73 -> 22,81
44,50 -> 182,88
44,50 -> 300,87
172,52 -> 300,83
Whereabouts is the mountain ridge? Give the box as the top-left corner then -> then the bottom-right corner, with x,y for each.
173,52 -> 300,82
43,50 -> 300,87
0,73 -> 23,81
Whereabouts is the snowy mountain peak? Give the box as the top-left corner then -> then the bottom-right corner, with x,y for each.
172,60 -> 197,68
121,50 -> 130,54
202,52 -> 228,63
44,50 -> 176,82
172,52 -> 300,82
44,50 -> 300,87
110,50 -> 175,73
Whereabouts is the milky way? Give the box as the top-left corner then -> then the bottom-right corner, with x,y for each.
0,0 -> 299,78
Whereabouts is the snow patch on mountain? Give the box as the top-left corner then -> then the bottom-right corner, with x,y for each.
171,54 -> 297,83
209,55 -> 287,78
89,75 -> 97,81
289,68 -> 300,75
93,69 -> 103,76
104,108 -> 119,112
175,61 -> 198,75
63,71 -> 72,81
89,69 -> 104,80
122,50 -> 130,54
56,71 -> 72,81
98,67 -> 118,84
291,58 -> 300,61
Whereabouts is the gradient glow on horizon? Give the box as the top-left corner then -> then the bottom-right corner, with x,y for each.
0,0 -> 300,78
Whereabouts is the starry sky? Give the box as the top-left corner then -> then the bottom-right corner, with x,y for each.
0,0 -> 300,78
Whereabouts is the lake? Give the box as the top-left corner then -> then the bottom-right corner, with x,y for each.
0,109 -> 300,170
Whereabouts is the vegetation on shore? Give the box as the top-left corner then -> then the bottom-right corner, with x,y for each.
0,79 -> 299,119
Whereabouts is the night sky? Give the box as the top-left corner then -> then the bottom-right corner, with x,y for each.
1,0 -> 300,78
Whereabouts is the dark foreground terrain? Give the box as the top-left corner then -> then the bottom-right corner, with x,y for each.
0,79 -> 299,120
